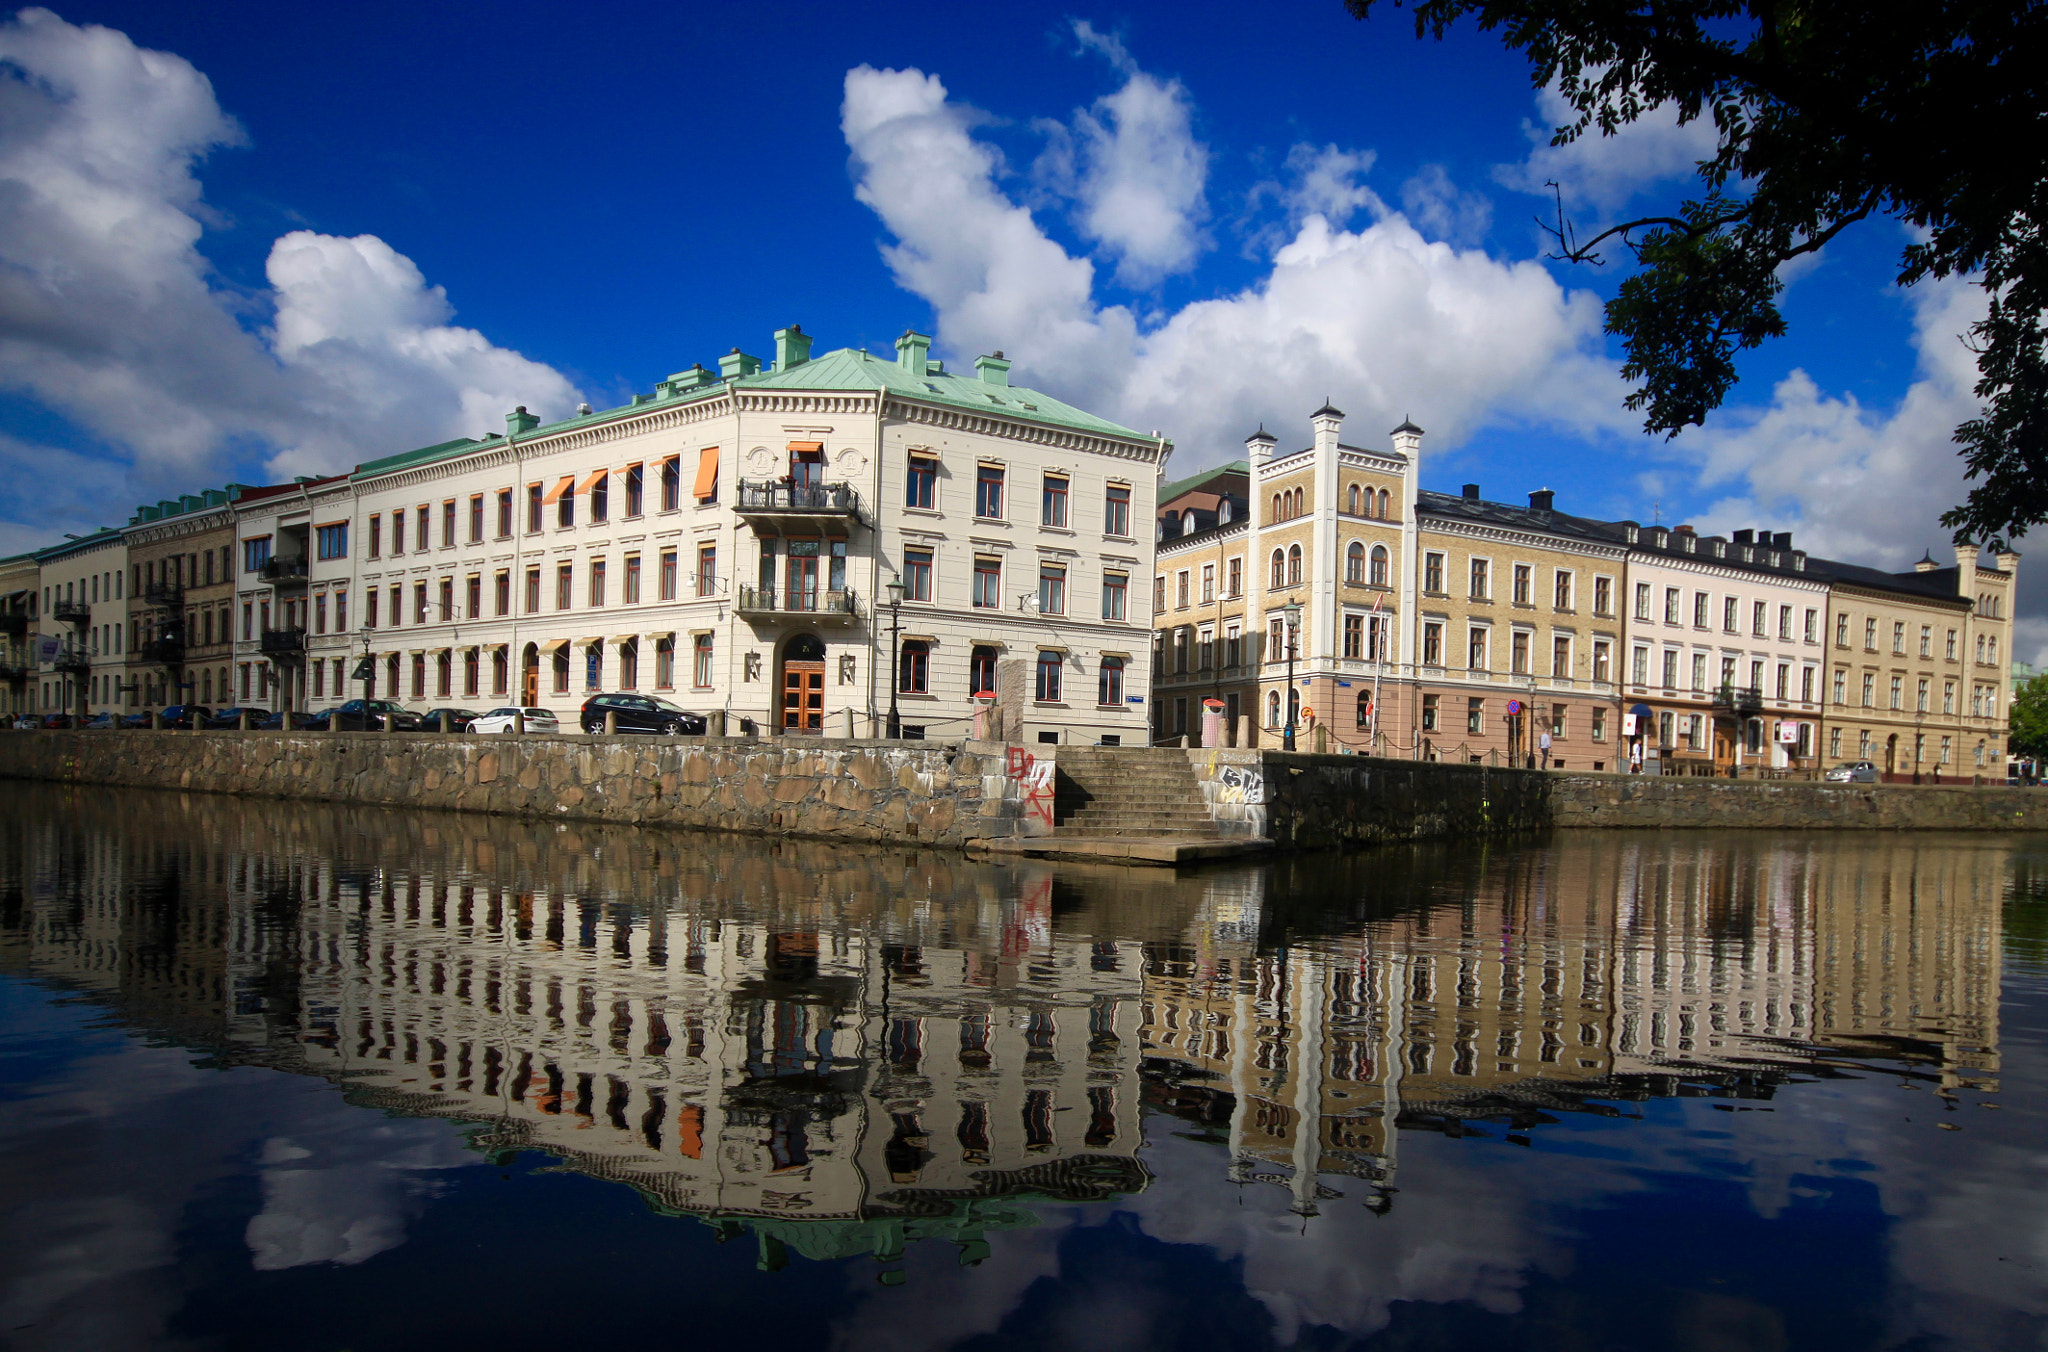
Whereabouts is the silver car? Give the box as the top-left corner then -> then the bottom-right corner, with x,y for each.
1825,760 -> 1879,784
471,706 -> 560,735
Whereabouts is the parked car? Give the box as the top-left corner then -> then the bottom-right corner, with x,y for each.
472,707 -> 560,735
82,711 -> 117,729
1825,760 -> 1880,784
580,693 -> 707,736
416,707 -> 485,733
325,699 -> 424,732
10,714 -> 37,730
40,713 -> 75,729
204,706 -> 272,729
156,705 -> 214,730
255,709 -> 327,731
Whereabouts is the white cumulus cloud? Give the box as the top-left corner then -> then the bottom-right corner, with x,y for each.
0,7 -> 576,532
1494,79 -> 1720,219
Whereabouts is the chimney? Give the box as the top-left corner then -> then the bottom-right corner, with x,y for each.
1462,483 -> 1480,501
773,324 -> 812,371
1528,488 -> 1554,513
1772,531 -> 1793,550
1954,540 -> 1979,595
1994,543 -> 2022,585
1245,426 -> 1277,467
1390,417 -> 1424,462
974,351 -> 1011,386
718,348 -> 761,380
1310,402 -> 1344,460
506,405 -> 539,436
895,330 -> 931,375
1731,529 -> 1753,545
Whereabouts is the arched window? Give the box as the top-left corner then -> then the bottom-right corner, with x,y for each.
1218,497 -> 1233,524
899,639 -> 930,694
1267,689 -> 1281,727
1349,484 -> 1361,514
1183,509 -> 1197,535
1270,549 -> 1286,589
1287,545 -> 1303,586
1098,656 -> 1125,706
1378,488 -> 1391,519
1370,544 -> 1389,587
1346,541 -> 1366,583
1357,688 -> 1372,726
1271,494 -> 1282,523
1292,488 -> 1303,517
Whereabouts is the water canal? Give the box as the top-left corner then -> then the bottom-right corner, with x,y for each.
2,784 -> 2045,1350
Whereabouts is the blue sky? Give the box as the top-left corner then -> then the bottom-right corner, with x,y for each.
2,3 -> 2027,644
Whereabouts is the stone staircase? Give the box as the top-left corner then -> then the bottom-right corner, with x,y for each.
1052,747 -> 1220,838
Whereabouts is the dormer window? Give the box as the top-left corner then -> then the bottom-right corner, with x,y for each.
1184,510 -> 1197,535
1654,530 -> 1668,548
1713,540 -> 1726,558
1682,535 -> 1695,553
1218,498 -> 1232,524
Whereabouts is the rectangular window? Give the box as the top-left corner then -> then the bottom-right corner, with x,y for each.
413,581 -> 427,624
976,465 -> 1005,519
1153,575 -> 1165,613
1511,630 -> 1530,674
1038,564 -> 1066,616
1779,605 -> 1793,641
1663,649 -> 1679,689
1467,698 -> 1484,735
1893,621 -> 1906,654
590,472 -> 609,523
1752,600 -> 1766,637
1634,582 -> 1650,620
316,523 -> 348,560
1227,556 -> 1242,597
527,484 -> 543,533
1947,628 -> 1958,660
497,489 -> 513,538
417,506 -> 430,551
1890,675 -> 1903,709
1512,564 -> 1530,605
1102,571 -> 1127,621
1552,635 -> 1570,678
1423,622 -> 1443,666
1425,553 -> 1444,594
1175,571 -> 1189,609
625,464 -> 643,517
1421,693 -> 1439,732
695,545 -> 715,598
524,567 -> 541,613
1105,484 -> 1131,537
364,591 -> 378,629
1343,614 -> 1364,659
1035,650 -> 1062,701
1865,618 -> 1878,649
1692,651 -> 1707,691
904,548 -> 934,602
314,594 -> 327,635
1664,587 -> 1680,624
1592,640 -> 1610,682
1470,558 -> 1489,600
1594,576 -> 1611,616
906,455 -> 937,510
368,515 -> 381,559
1041,475 -> 1069,527
468,494 -> 484,543
494,571 -> 510,616
589,558 -> 607,607
623,554 -> 641,604
1920,624 -> 1932,657
558,483 -> 575,528
660,550 -> 680,602
466,574 -> 481,619
334,591 -> 347,632
661,457 -> 681,511
556,564 -> 572,610
1098,658 -> 1125,706
1201,563 -> 1214,604
243,537 -> 272,573
1554,571 -> 1572,611
1467,626 -> 1488,671
1862,673 -> 1875,707
693,634 -> 714,688
391,510 -> 405,554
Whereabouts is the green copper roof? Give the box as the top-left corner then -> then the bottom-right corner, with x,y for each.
1160,459 -> 1250,503
352,437 -> 486,481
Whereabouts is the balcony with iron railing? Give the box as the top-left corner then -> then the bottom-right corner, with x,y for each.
52,647 -> 89,673
52,599 -> 89,624
734,480 -> 862,533
1712,684 -> 1765,715
140,637 -> 185,665
144,580 -> 185,608
260,627 -> 307,658
735,585 -> 862,620
259,556 -> 309,586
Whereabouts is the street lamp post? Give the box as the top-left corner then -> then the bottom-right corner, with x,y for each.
885,580 -> 905,739
1281,597 -> 1301,751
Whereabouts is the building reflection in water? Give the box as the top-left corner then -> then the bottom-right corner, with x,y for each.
0,788 -> 2010,1273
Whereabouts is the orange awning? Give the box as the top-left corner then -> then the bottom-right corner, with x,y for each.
539,638 -> 569,654
577,468 -> 608,493
541,474 -> 575,505
692,447 -> 719,499
787,440 -> 823,453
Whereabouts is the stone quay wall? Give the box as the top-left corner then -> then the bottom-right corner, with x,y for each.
1547,771 -> 2048,831
1184,748 -> 1552,849
0,731 -> 1052,848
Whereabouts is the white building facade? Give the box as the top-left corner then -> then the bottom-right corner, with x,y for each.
234,327 -> 1167,742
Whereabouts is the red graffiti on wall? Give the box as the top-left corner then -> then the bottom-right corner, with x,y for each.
1006,748 -> 1055,826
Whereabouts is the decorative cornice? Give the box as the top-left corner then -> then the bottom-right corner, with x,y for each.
1418,514 -> 1627,560
884,397 -> 1160,463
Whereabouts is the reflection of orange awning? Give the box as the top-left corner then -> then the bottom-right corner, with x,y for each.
787,440 -> 823,454
692,447 -> 719,499
577,469 -> 608,493
541,474 -> 575,505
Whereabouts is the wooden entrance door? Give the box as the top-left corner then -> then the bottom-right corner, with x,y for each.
523,649 -> 539,706
782,662 -> 824,732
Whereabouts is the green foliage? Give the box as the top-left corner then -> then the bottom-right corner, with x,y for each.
1345,0 -> 2048,543
2009,672 -> 2048,761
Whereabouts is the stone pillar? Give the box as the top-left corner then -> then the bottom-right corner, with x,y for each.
604,709 -> 616,736
514,709 -> 525,735
710,709 -> 726,737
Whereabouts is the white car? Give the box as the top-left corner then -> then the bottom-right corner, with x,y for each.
471,706 -> 560,735
1825,760 -> 1879,784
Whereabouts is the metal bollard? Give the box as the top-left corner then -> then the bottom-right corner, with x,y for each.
605,709 -> 617,736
